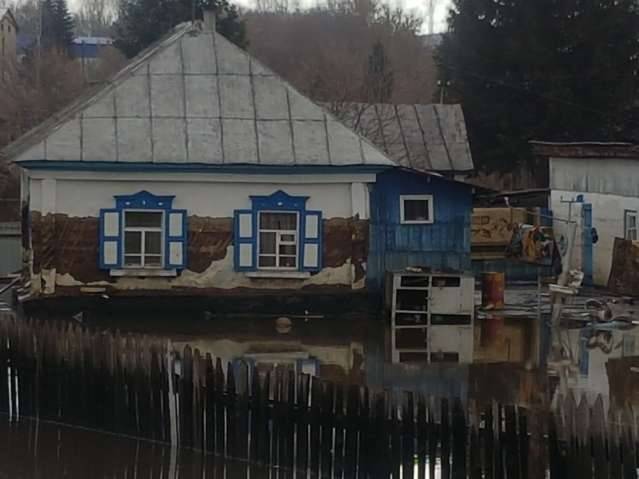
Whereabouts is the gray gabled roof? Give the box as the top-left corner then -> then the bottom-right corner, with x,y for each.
0,8 -> 18,30
5,21 -> 393,168
332,103 -> 474,174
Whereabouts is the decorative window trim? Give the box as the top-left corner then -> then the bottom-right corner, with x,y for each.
99,190 -> 188,274
400,194 -> 434,225
233,190 -> 322,274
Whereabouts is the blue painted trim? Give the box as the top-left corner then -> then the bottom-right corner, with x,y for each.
99,208 -> 121,269
102,191 -> 185,271
233,209 -> 255,272
165,209 -> 188,269
233,191 -> 324,273
114,190 -> 174,210
17,160 -> 391,175
582,203 -> 593,285
579,328 -> 590,376
250,190 -> 309,211
302,210 -> 322,272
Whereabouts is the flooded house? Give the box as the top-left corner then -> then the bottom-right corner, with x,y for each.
2,15 -> 474,314
533,141 -> 639,287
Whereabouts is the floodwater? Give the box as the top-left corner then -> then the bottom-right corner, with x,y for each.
0,414 -> 275,478
4,284 -> 639,477
22,285 -> 639,411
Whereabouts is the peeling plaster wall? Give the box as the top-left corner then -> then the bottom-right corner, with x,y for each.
26,171 -> 372,297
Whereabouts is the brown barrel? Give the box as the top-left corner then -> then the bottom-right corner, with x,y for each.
481,272 -> 505,309
480,314 -> 504,347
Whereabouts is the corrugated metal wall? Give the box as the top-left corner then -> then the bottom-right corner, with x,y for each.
0,222 -> 21,275
367,169 -> 473,291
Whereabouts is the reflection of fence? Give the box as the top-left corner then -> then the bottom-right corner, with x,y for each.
0,316 -> 637,478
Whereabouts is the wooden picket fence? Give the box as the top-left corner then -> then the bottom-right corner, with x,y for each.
0,315 -> 638,478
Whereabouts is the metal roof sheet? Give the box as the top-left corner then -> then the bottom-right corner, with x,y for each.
333,102 -> 474,173
4,22 -> 394,168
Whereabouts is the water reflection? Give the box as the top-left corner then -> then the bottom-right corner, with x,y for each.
27,287 -> 639,413
0,415 -> 274,478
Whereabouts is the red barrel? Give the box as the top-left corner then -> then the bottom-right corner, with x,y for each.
481,272 -> 505,309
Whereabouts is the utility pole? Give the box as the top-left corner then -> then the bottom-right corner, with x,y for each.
437,79 -> 451,104
427,0 -> 436,34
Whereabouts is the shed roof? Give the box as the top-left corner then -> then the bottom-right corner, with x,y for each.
4,22 -> 394,169
531,141 -> 639,160
333,103 -> 474,174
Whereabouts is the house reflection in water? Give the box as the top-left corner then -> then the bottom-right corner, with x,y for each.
80,310 -> 546,407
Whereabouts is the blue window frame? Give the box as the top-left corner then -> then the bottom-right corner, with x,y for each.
233,190 -> 322,273
99,190 -> 187,272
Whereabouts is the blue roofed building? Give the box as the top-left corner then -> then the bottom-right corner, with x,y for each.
70,36 -> 115,62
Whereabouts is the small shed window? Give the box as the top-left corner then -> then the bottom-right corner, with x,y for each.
400,195 -> 434,224
625,210 -> 638,240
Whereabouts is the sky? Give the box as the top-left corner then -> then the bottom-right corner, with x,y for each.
64,0 -> 451,34
232,0 -> 452,33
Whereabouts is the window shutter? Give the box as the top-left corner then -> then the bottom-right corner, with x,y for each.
99,208 -> 121,269
234,209 -> 255,271
302,210 -> 322,272
166,210 -> 187,269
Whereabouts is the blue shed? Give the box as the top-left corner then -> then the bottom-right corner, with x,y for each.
368,168 -> 474,291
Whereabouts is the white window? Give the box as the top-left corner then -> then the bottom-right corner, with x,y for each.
123,210 -> 164,268
400,195 -> 434,224
258,211 -> 298,269
625,210 -> 638,241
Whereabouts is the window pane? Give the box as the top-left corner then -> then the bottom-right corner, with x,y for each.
144,255 -> 162,267
404,199 -> 430,222
280,234 -> 296,242
145,231 -> 162,255
124,255 -> 142,267
259,256 -> 276,267
260,212 -> 297,230
125,211 -> 163,228
280,256 -> 297,268
259,232 -> 276,254
279,244 -> 297,255
124,231 -> 142,254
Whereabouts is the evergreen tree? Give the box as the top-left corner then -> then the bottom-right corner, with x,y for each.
53,0 -> 75,50
41,0 -> 75,53
364,40 -> 393,102
438,0 -> 639,174
114,0 -> 246,58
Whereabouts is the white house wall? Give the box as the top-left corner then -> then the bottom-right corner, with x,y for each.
550,157 -> 639,198
28,171 -> 374,219
26,170 -> 374,296
550,189 -> 639,286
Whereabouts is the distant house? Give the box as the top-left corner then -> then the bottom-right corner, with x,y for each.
0,8 -> 18,64
3,15 -> 474,312
70,36 -> 115,63
533,141 -> 639,286
333,102 -> 474,180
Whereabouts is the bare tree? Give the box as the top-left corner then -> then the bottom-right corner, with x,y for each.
74,0 -> 116,36
244,1 -> 437,106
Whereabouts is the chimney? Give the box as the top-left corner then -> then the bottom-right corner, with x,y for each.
203,9 -> 216,33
